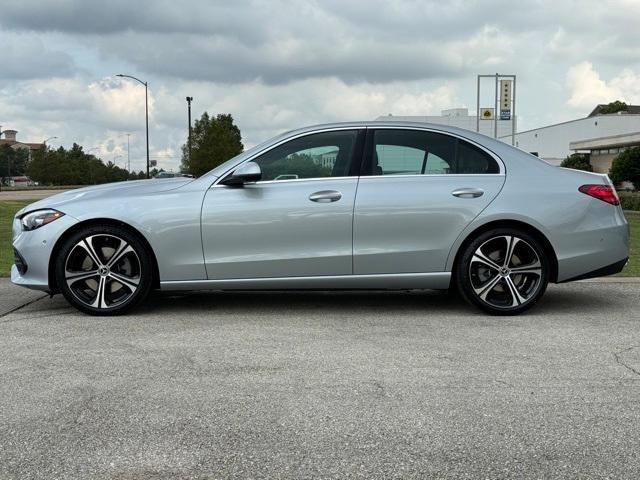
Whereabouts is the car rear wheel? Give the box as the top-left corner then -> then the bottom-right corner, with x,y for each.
55,225 -> 153,316
456,228 -> 549,315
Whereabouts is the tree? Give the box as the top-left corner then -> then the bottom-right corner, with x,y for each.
609,147 -> 640,190
180,112 -> 243,177
0,144 -> 29,183
261,153 -> 331,180
599,100 -> 628,115
560,153 -> 593,172
27,143 -> 132,186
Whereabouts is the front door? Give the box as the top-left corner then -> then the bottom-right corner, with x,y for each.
353,128 -> 506,274
201,129 -> 364,279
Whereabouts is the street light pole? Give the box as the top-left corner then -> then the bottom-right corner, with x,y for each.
186,96 -> 193,168
43,136 -> 58,162
116,74 -> 150,179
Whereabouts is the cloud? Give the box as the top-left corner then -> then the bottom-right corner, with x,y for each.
3,77 -> 154,129
0,32 -> 74,81
0,0 -> 534,85
2,0 -> 640,172
566,61 -> 640,109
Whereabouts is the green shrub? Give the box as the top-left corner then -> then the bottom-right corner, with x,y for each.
609,147 -> 640,190
560,153 -> 592,171
619,192 -> 640,211
599,100 -> 628,114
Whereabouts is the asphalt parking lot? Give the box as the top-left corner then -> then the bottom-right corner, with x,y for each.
1,280 -> 640,479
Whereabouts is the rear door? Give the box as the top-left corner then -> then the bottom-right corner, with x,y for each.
353,128 -> 506,274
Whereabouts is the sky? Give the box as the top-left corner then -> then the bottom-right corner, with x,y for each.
1,0 -> 640,173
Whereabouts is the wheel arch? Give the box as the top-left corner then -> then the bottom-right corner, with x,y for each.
48,218 -> 161,293
450,219 -> 559,285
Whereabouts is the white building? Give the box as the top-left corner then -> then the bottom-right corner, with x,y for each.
376,105 -> 640,169
375,108 -> 517,139
569,132 -> 640,187
503,107 -> 640,165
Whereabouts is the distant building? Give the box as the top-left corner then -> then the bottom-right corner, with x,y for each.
0,128 -> 44,161
375,108 -> 517,139
5,176 -> 36,187
570,132 -> 640,188
504,107 -> 640,165
318,151 -> 338,169
376,105 -> 640,168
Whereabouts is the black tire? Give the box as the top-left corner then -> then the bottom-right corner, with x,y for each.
55,224 -> 153,316
455,228 -> 549,315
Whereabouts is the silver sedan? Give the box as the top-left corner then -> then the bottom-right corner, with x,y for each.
11,122 -> 629,315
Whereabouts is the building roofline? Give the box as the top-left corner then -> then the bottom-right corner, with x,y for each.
499,114 -> 640,139
569,131 -> 640,150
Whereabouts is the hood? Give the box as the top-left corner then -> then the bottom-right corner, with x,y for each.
17,178 -> 193,217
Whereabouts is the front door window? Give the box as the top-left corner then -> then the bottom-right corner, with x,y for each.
252,130 -> 359,181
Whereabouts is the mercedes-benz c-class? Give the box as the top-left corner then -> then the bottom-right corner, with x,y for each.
11,122 -> 629,315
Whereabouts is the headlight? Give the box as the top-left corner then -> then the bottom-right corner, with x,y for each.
21,209 -> 65,231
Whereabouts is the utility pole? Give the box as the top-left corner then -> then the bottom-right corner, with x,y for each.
186,96 -> 193,169
126,133 -> 131,172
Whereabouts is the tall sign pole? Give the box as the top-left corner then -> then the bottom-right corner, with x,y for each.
494,73 -> 499,139
476,75 -> 480,133
512,76 -> 516,146
476,74 -> 517,144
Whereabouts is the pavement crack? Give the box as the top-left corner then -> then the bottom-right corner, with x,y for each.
613,346 -> 640,377
0,294 -> 47,321
494,379 -> 513,387
372,380 -> 386,397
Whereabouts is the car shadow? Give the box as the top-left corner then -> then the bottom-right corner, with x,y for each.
141,289 -> 469,316
135,283 -> 622,317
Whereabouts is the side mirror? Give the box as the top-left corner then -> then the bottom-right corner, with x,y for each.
222,161 -> 262,186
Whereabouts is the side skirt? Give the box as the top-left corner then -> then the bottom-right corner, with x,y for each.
160,272 -> 451,292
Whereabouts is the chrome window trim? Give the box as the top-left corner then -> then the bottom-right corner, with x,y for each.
357,173 -> 505,180
212,176 -> 359,188
211,125 -> 506,188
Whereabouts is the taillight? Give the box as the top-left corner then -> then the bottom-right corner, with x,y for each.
578,184 -> 620,205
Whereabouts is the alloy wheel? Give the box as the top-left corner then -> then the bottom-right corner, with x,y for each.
468,235 -> 543,310
64,234 -> 141,309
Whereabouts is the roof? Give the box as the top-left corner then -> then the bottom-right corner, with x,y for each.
570,131 -> 640,150
0,139 -> 44,149
273,120 -> 513,154
588,104 -> 640,117
500,113 -> 640,138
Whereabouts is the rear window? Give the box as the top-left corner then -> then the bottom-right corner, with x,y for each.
367,129 -> 501,175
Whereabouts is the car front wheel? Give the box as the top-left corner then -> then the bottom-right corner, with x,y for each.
456,228 -> 549,315
55,224 -> 153,315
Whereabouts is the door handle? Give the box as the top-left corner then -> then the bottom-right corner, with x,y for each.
451,188 -> 484,198
309,190 -> 342,203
